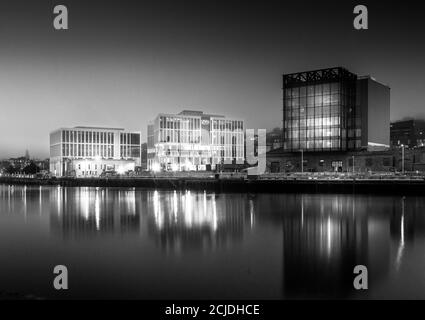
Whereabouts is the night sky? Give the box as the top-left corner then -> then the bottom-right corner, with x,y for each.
1,0 -> 425,158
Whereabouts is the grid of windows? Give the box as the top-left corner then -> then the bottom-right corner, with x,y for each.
120,133 -> 141,158
283,68 -> 360,152
51,128 -> 141,160
210,118 -> 244,164
284,83 -> 343,151
147,113 -> 244,170
60,129 -> 115,158
158,116 -> 201,144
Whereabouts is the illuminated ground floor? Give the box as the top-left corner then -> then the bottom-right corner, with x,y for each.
148,144 -> 245,172
49,157 -> 136,177
148,156 -> 227,172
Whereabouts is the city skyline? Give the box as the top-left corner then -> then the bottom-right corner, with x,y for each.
1,0 -> 425,159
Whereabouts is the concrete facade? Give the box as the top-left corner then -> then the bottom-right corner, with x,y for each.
357,76 -> 391,149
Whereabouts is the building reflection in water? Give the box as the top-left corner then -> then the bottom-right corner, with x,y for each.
272,194 -> 395,299
2,184 -> 425,298
267,193 -> 425,299
47,187 -> 252,248
0,184 -> 53,219
49,187 -> 140,239
146,190 -> 252,254
390,195 -> 419,273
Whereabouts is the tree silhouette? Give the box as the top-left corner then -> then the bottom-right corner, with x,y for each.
22,161 -> 39,174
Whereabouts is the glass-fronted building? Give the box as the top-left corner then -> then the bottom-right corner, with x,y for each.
283,67 -> 359,152
147,110 -> 244,171
50,126 -> 141,177
283,67 -> 391,154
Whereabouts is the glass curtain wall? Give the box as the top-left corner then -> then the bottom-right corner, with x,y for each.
283,68 -> 358,152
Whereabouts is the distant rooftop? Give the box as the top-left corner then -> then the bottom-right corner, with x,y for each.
358,75 -> 390,88
177,110 -> 225,118
391,119 -> 425,125
74,126 -> 124,131
178,110 -> 204,116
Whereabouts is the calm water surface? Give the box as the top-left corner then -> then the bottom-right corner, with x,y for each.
1,184 -> 425,299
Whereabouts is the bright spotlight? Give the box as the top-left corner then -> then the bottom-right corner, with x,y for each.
152,163 -> 161,172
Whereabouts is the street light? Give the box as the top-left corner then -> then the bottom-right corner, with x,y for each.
401,144 -> 405,174
300,149 -> 304,173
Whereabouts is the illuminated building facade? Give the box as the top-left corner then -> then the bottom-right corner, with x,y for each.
147,110 -> 244,171
50,126 -> 141,177
283,67 -> 358,152
283,67 -> 390,152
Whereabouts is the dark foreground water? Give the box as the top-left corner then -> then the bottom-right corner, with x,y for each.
0,184 -> 425,299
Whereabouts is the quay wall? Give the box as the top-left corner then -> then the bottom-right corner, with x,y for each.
1,176 -> 425,195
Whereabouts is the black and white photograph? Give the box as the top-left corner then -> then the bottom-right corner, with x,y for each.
1,0 -> 425,314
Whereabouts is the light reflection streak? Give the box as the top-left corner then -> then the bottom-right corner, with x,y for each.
327,216 -> 332,256
57,186 -> 62,216
23,185 -> 27,221
39,185 -> 42,216
212,194 -> 217,232
95,189 -> 100,230
185,190 -> 193,228
80,187 -> 90,220
173,191 -> 178,222
153,190 -> 163,230
301,195 -> 304,229
249,199 -> 254,229
395,197 -> 406,272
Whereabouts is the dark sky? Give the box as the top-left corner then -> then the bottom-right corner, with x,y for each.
1,0 -> 425,158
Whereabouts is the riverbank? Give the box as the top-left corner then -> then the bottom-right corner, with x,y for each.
1,176 -> 425,195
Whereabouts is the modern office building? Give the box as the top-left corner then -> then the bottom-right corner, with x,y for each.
282,67 -> 390,153
147,110 -> 244,171
390,119 -> 425,148
50,126 -> 141,177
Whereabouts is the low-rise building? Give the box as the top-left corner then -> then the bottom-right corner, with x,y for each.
49,126 -> 141,177
266,147 -> 425,173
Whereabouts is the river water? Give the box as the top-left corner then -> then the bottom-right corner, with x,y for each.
0,184 -> 424,299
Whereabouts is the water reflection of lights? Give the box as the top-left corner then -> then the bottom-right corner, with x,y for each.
95,189 -> 100,230
173,190 -> 178,222
23,185 -> 27,221
57,186 -> 62,215
80,187 -> 90,220
151,190 -> 224,232
327,216 -> 332,255
185,190 -> 193,228
153,190 -> 163,230
39,185 -> 42,215
249,199 -> 254,229
395,197 -> 406,272
212,194 -> 217,232
300,195 -> 304,228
